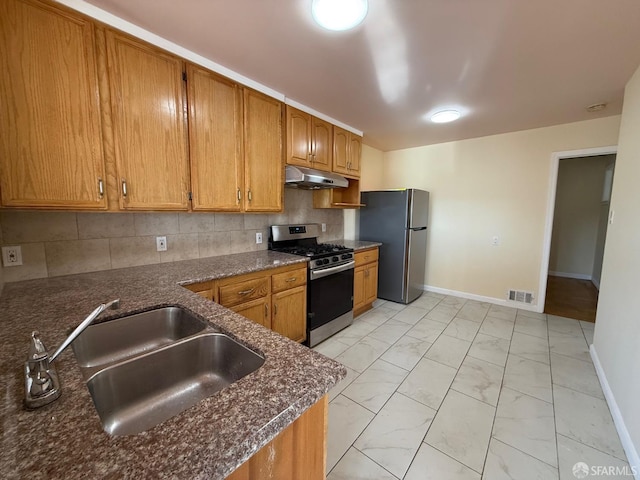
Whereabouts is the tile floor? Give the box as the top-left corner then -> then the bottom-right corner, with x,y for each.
313,293 -> 629,480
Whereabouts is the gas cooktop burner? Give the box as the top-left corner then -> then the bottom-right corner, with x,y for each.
273,243 -> 350,258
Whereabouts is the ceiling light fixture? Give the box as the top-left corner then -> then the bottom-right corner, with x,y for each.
430,110 -> 461,123
311,0 -> 368,31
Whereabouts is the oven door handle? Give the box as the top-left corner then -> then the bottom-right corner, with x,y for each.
310,260 -> 355,281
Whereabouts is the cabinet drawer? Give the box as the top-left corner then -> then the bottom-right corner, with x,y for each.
355,248 -> 378,267
219,277 -> 270,307
272,267 -> 307,293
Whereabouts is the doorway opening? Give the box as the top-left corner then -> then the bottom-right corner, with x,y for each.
539,147 -> 617,323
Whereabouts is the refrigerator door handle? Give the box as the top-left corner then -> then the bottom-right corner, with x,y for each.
410,227 -> 427,231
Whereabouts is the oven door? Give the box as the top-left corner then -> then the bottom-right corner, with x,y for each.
307,261 -> 354,346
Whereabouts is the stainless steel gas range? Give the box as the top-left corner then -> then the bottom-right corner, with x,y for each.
269,224 -> 354,347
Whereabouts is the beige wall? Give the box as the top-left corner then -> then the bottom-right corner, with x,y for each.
594,64 -> 640,463
549,155 -> 612,278
357,115 -> 620,304
0,189 -> 343,283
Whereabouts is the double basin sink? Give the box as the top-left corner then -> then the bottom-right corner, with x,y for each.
71,307 -> 264,436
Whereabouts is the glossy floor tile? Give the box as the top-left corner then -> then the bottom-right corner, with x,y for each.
315,294 -> 628,479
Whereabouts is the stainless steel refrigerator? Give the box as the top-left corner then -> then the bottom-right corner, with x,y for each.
359,189 -> 429,304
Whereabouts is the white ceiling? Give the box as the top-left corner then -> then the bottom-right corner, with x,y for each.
84,0 -> 640,151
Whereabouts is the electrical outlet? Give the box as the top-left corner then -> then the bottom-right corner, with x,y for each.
321,223 -> 327,232
256,232 -> 263,244
2,245 -> 23,267
491,236 -> 501,246
156,236 -> 167,252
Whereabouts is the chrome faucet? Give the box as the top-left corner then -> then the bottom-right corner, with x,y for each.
24,299 -> 120,409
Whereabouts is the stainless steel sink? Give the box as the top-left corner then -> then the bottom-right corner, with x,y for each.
70,307 -> 265,435
72,306 -> 209,372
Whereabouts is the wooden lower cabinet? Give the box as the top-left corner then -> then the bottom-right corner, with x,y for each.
272,286 -> 306,343
184,264 -> 307,343
353,247 -> 379,317
231,297 -> 271,329
226,395 -> 327,480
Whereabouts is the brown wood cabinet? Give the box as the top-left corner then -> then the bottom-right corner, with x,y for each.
354,247 -> 379,317
0,0 -> 107,210
272,285 -> 306,343
187,65 -> 243,211
186,263 -> 307,343
243,89 -> 283,212
332,126 -> 361,178
226,395 -> 327,480
106,30 -> 190,210
285,106 -> 332,172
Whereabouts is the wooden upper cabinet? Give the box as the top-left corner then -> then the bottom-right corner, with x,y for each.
187,65 -> 243,211
348,133 -> 362,176
105,31 -> 189,210
0,0 -> 107,209
286,106 -> 332,172
286,107 -> 312,168
243,89 -> 283,212
311,117 -> 332,172
332,126 -> 361,178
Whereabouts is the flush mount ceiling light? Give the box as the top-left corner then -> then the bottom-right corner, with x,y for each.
586,102 -> 607,112
311,0 -> 368,31
430,110 -> 461,123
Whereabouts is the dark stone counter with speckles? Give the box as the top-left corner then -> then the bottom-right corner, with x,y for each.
0,251 -> 346,479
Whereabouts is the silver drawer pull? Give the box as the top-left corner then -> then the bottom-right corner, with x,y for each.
98,178 -> 104,197
121,179 -> 128,197
285,277 -> 297,282
274,304 -> 278,315
237,288 -> 255,296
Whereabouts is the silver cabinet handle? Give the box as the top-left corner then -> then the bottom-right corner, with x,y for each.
248,189 -> 252,202
285,277 -> 297,283
265,303 -> 269,317
237,287 -> 255,296
274,303 -> 278,316
121,179 -> 128,197
98,178 -> 104,198
237,188 -> 241,202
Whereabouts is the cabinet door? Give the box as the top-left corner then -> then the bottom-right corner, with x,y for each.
311,117 -> 332,172
0,0 -> 106,209
353,265 -> 366,311
286,106 -> 311,168
187,65 -> 243,211
231,297 -> 271,329
272,286 -> 306,343
332,126 -> 349,175
364,263 -> 378,305
348,133 -> 362,177
106,31 -> 189,210
243,89 -> 283,212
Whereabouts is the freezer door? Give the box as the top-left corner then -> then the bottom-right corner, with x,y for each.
405,227 -> 427,303
360,190 -> 410,233
408,189 -> 430,229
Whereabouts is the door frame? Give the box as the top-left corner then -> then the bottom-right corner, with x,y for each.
537,145 -> 618,312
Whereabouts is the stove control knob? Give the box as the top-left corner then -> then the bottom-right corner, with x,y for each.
322,258 -> 330,265
332,256 -> 339,262
341,253 -> 352,260
315,260 -> 323,266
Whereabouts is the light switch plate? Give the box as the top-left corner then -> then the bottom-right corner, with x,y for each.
2,245 -> 23,266
256,232 -> 263,244
321,223 -> 327,232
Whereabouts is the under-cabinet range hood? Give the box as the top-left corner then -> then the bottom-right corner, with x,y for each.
285,165 -> 349,190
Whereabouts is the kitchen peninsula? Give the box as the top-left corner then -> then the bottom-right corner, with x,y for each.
0,251 -> 346,479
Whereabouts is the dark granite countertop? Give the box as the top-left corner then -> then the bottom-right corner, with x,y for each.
0,251 -> 346,479
340,239 -> 382,250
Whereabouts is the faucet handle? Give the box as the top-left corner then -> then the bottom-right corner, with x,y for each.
28,331 -> 49,360
24,332 -> 61,409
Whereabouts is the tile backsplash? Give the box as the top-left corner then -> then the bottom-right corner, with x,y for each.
0,189 -> 343,283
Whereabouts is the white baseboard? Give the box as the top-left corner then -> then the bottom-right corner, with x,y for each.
549,271 -> 593,281
590,345 -> 639,478
423,285 -> 542,313
592,277 -> 601,290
